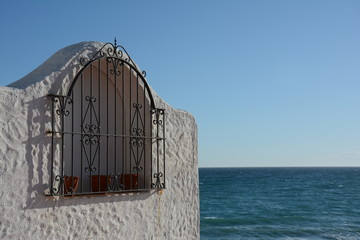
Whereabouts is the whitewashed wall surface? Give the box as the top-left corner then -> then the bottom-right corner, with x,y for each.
0,42 -> 199,240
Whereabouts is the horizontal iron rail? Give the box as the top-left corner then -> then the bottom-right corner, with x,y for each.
47,94 -> 69,98
45,188 -> 165,197
47,130 -> 165,140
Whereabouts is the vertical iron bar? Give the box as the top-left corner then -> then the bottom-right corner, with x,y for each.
80,73 -> 83,193
90,63 -> 93,191
114,59 -> 117,186
98,59 -> 101,191
50,96 -> 54,195
156,109 -> 160,189
129,66 -> 132,190
150,109 -> 153,188
143,78 -> 146,189
60,97 -> 65,195
122,62 -> 125,190
136,73 -> 139,189
71,91 -> 74,193
163,110 -> 166,188
106,58 -> 109,188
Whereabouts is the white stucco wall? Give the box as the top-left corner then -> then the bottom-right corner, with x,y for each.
0,42 -> 199,240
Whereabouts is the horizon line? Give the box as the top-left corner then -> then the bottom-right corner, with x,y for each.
198,166 -> 360,168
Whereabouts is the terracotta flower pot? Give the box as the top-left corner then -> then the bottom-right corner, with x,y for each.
91,175 -> 110,192
63,176 -> 79,194
120,174 -> 138,190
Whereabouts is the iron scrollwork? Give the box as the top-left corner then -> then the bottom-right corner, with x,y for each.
80,38 -> 138,71
130,103 -> 146,174
51,95 -> 73,116
51,175 -> 63,195
107,173 -> 122,191
152,173 -> 165,189
151,108 -> 166,189
152,108 -> 164,125
81,95 -> 100,174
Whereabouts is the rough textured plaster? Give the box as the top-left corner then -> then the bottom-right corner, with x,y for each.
0,42 -> 199,240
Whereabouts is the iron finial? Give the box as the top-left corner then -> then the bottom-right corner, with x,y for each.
114,37 -> 117,46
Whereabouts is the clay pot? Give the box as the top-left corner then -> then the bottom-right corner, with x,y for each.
120,174 -> 138,190
91,175 -> 110,192
63,176 -> 79,194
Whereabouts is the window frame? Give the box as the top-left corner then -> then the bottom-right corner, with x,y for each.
45,42 -> 165,196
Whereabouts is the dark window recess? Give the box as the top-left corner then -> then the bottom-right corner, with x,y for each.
46,42 -> 165,196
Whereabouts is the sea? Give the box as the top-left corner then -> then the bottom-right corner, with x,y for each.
199,167 -> 360,240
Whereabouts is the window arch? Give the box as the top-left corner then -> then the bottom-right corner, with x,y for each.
47,42 -> 165,196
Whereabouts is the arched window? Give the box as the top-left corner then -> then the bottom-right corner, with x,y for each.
47,42 -> 165,196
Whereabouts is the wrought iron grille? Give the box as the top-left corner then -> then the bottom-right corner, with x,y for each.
46,41 -> 165,196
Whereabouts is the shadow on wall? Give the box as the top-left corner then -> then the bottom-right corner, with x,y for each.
23,95 -> 153,210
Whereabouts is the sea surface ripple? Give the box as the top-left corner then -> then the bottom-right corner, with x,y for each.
200,167 -> 360,240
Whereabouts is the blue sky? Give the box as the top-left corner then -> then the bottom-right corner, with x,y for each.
1,1 -> 360,167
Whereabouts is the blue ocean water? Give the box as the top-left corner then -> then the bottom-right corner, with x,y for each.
199,168 -> 360,240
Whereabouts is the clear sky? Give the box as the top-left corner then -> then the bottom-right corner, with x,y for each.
1,1 -> 360,167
